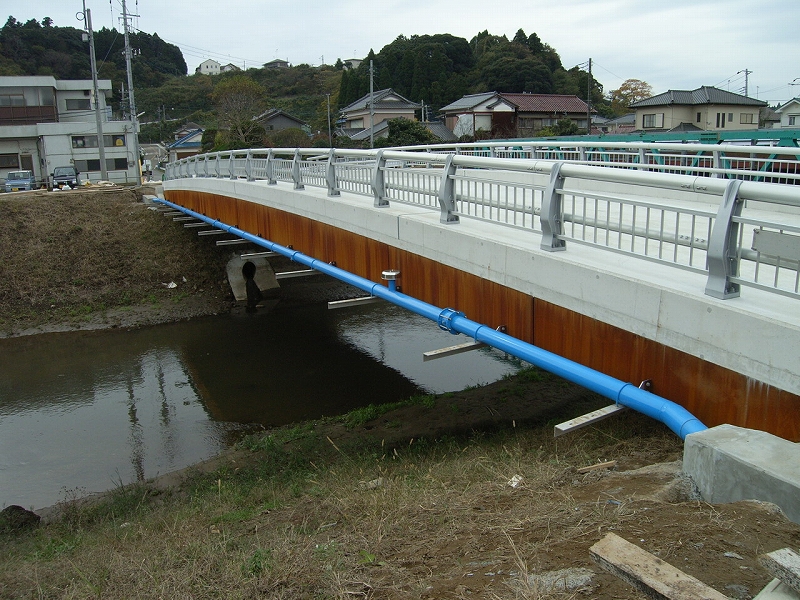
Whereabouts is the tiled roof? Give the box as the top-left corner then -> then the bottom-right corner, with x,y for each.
341,89 -> 421,113
439,92 -> 501,112
168,129 -> 203,149
630,86 -> 767,108
500,93 -> 590,113
424,121 -> 458,142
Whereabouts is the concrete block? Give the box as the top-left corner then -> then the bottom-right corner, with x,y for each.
683,424 -> 800,523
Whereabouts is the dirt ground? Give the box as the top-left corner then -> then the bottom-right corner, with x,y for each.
2,185 -> 799,599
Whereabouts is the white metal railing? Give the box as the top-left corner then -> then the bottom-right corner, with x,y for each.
404,140 -> 800,185
165,146 -> 800,301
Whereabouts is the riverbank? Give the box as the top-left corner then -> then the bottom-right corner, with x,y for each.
0,186 -> 235,338
2,186 -> 799,598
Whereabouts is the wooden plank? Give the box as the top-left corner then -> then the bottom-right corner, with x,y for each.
590,532 -> 730,600
554,404 -> 627,437
275,269 -> 317,280
328,297 -> 383,310
760,548 -> 800,594
422,341 -> 487,362
577,460 -> 617,474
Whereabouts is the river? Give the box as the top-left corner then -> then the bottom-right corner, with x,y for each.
0,301 -> 521,510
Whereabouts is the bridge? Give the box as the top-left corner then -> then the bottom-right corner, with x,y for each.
160,141 -> 800,444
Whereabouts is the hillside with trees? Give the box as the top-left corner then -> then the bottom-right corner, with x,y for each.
0,15 -> 186,111
1,17 -> 651,149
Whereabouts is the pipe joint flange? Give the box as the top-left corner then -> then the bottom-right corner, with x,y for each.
437,308 -> 464,334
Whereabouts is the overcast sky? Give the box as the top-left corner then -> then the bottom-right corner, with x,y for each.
10,0 -> 800,106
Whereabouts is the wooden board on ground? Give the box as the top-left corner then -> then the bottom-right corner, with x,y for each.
590,532 -> 730,599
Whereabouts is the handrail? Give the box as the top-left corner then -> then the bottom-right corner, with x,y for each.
165,146 -> 800,301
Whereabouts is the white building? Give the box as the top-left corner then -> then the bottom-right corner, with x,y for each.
0,75 -> 140,185
776,98 -> 800,128
195,59 -> 221,76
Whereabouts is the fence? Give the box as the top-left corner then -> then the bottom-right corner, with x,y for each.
165,145 -> 800,301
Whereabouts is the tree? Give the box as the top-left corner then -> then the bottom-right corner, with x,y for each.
374,118 -> 440,148
211,75 -> 267,149
609,79 -> 652,115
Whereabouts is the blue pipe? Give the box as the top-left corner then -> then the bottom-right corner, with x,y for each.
156,198 -> 707,439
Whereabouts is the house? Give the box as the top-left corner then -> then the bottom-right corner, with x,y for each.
775,98 -> 800,128
220,63 -> 241,73
338,89 -> 421,140
438,92 -> 516,138
629,86 -> 766,132
0,75 -> 140,185
253,108 -> 307,133
195,59 -> 221,76
167,128 -> 203,163
264,59 -> 290,70
173,122 -> 203,141
604,113 -> 637,135
499,93 -> 592,135
343,58 -> 362,70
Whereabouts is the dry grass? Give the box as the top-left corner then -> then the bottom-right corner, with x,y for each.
0,187 -> 232,336
0,411 -> 675,599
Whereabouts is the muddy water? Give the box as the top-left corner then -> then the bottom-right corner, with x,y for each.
0,302 -> 520,510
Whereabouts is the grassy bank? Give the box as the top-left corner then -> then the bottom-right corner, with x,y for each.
0,187 -> 233,337
1,385 -> 687,599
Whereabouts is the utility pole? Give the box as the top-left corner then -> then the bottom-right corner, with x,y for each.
326,93 -> 332,147
586,58 -> 592,134
82,3 -> 108,181
369,60 -> 375,149
121,0 -> 142,182
738,69 -> 752,97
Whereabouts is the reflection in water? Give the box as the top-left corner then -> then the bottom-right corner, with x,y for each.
0,302 -> 519,510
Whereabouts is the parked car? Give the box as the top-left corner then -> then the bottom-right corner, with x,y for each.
4,170 -> 36,192
52,166 -> 80,189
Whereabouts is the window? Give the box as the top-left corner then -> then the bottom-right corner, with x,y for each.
728,113 -> 734,122
642,113 -> 663,128
65,98 -> 91,111
518,117 -> 535,129
789,116 -> 797,126
0,153 -> 20,168
696,112 -> 701,123
0,95 -> 25,107
75,158 -> 131,172
74,159 -> 101,172
72,135 -> 126,148
716,112 -> 726,128
740,113 -> 755,124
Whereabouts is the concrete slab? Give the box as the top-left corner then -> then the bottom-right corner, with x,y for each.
683,424 -> 800,523
754,579 -> 800,600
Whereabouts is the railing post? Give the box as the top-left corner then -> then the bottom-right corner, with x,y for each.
437,154 -> 459,224
371,150 -> 389,207
203,154 -> 209,178
215,153 -> 221,178
705,179 -> 744,299
712,150 -> 723,178
637,147 -> 646,170
540,162 -> 566,251
265,149 -> 276,185
229,152 -> 235,179
245,150 -> 253,181
326,148 -> 340,197
292,149 -> 304,190
579,147 -> 587,162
